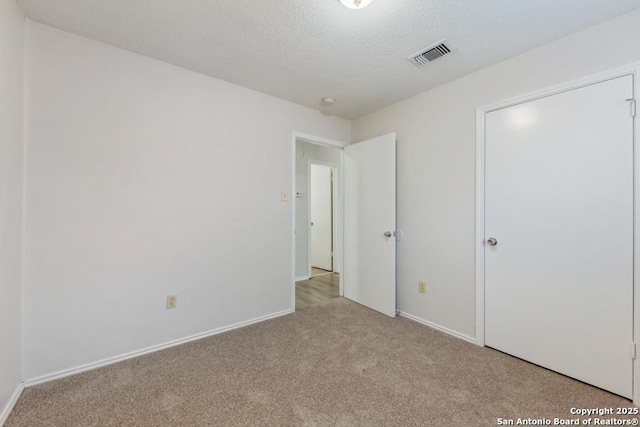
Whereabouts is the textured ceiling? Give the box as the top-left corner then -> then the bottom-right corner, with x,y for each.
16,0 -> 640,119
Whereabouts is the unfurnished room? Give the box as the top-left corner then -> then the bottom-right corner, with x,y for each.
2,0 -> 640,426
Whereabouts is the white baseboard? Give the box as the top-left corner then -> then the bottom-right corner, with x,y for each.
0,383 -> 24,426
295,275 -> 310,282
24,308 -> 294,387
398,311 -> 476,345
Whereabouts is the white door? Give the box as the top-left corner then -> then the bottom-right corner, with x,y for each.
344,133 -> 396,317
484,75 -> 634,398
310,164 -> 333,271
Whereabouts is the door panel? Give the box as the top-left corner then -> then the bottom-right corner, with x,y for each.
344,133 -> 396,317
485,75 -> 634,398
310,164 -> 333,271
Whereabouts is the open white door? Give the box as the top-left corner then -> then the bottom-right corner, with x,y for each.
343,133 -> 396,317
310,164 -> 333,271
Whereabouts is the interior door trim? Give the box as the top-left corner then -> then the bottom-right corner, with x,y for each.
475,61 -> 639,403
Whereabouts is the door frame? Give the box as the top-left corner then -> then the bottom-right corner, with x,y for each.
291,132 -> 348,310
307,159 -> 339,278
475,62 -> 639,402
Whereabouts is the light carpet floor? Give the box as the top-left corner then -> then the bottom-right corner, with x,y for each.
7,298 -> 633,426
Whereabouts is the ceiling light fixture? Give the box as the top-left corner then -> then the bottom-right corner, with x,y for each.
339,0 -> 374,9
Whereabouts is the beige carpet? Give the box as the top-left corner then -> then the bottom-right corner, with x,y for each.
7,298 -> 633,426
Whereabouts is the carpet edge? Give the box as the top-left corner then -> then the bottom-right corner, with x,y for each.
399,311 -> 477,345
23,308 -> 294,388
0,382 -> 24,426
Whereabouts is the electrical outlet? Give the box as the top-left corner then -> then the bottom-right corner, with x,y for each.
167,295 -> 177,309
418,281 -> 426,294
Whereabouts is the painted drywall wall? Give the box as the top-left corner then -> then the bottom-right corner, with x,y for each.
295,142 -> 342,279
23,21 -> 351,380
0,0 -> 25,420
351,9 -> 640,339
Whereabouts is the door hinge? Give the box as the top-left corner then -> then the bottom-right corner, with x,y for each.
627,98 -> 636,117
631,342 -> 636,360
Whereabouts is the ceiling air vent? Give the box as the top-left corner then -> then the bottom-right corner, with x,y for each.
409,40 -> 451,67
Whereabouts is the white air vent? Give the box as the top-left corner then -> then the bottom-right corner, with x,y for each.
409,40 -> 452,67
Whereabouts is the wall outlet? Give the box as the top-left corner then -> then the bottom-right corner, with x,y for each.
167,295 -> 177,309
418,281 -> 426,294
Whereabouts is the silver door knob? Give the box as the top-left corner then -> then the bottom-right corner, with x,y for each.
486,237 -> 498,246
384,231 -> 393,238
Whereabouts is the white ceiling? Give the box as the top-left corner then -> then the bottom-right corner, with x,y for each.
16,0 -> 640,119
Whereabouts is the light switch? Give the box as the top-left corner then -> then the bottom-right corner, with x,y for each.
281,190 -> 290,201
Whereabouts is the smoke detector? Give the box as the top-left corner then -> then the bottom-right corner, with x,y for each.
408,40 -> 452,67
321,97 -> 335,106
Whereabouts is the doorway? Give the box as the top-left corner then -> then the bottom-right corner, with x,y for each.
476,68 -> 637,399
309,163 -> 336,275
291,132 -> 397,316
294,140 -> 342,310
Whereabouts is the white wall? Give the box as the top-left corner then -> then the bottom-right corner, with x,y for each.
0,0 -> 25,421
295,142 -> 342,279
23,21 -> 350,380
352,9 -> 640,339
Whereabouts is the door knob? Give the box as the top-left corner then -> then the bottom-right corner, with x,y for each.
384,231 -> 393,238
485,237 -> 498,246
